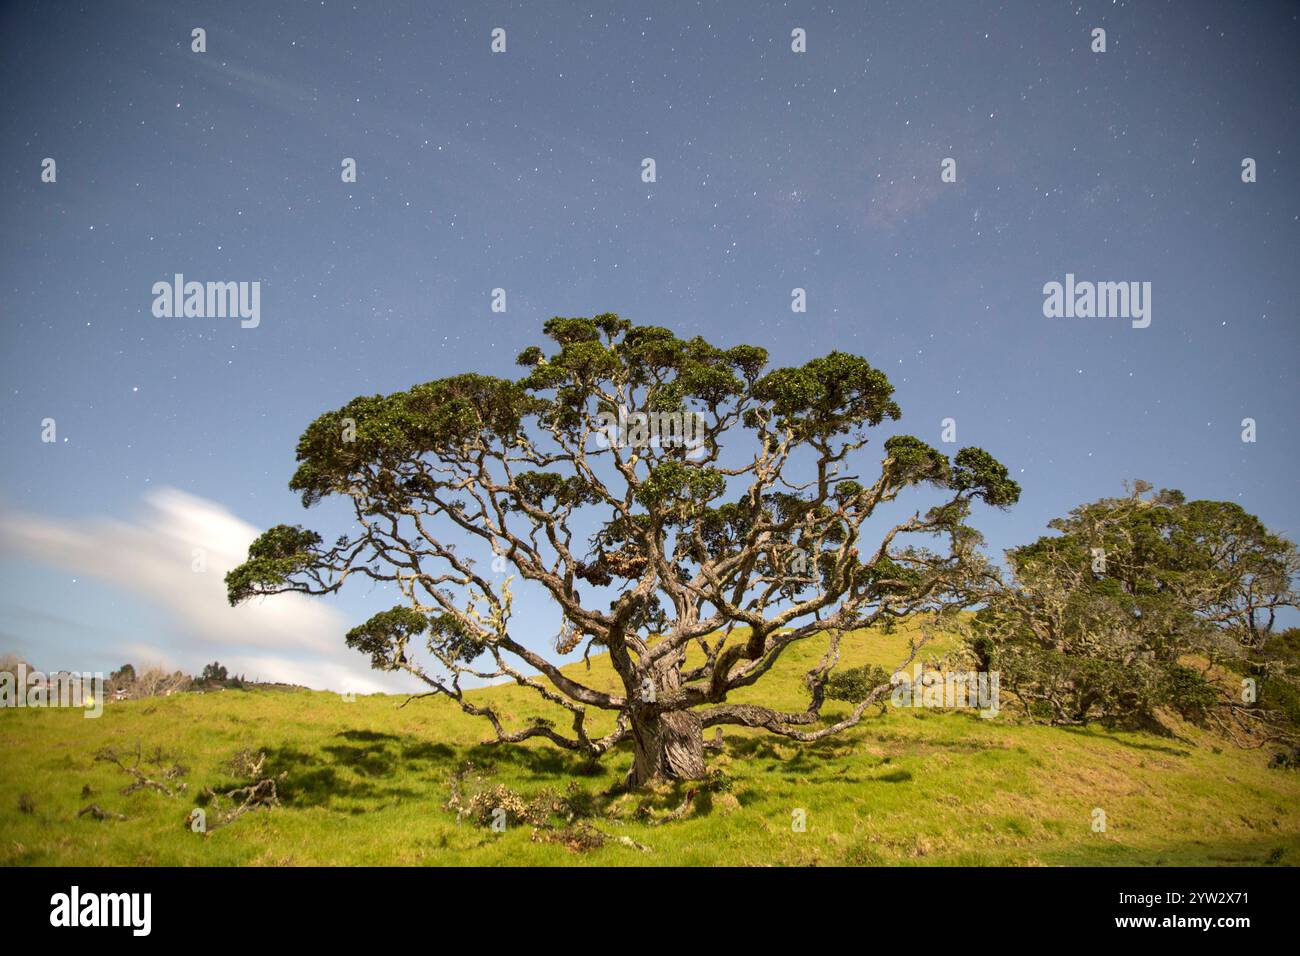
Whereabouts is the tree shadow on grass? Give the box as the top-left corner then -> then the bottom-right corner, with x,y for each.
1045,836 -> 1294,867
724,736 -> 838,763
717,732 -> 919,786
1056,726 -> 1192,758
875,769 -> 913,783
252,723 -> 619,823
258,732 -> 456,812
465,740 -> 609,781
401,741 -> 457,763
779,762 -> 915,786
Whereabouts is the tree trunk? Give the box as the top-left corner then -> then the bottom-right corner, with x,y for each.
626,708 -> 707,787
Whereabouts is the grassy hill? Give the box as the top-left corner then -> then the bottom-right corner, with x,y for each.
2,619 -> 1298,866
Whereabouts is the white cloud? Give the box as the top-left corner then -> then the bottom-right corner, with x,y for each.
0,487 -> 414,693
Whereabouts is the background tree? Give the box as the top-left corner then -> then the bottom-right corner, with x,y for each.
227,315 -> 1018,785
105,662 -> 191,699
133,667 -> 192,698
971,481 -> 1300,736
200,662 -> 229,684
0,654 -> 35,680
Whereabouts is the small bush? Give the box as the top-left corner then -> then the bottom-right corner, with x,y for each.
825,664 -> 891,704
1268,745 -> 1300,770
1160,664 -> 1218,722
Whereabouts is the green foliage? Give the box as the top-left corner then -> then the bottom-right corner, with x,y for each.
883,435 -> 950,485
950,447 -> 1020,507
752,351 -> 900,439
975,484 -> 1299,732
345,608 -> 430,670
1161,663 -> 1219,723
634,460 -> 726,511
427,613 -> 486,664
824,664 -> 892,703
200,662 -> 228,683
224,525 -> 322,605
511,471 -> 599,509
223,314 -> 1023,770
1257,628 -> 1300,728
876,438 -> 1019,508
288,375 -> 539,508
988,643 -> 1167,729
854,554 -> 924,597
345,608 -> 486,671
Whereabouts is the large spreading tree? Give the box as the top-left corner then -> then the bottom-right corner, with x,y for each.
970,481 -> 1300,734
227,315 -> 1018,785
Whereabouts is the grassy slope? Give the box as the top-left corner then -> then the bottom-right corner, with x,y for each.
2,619 -> 1297,866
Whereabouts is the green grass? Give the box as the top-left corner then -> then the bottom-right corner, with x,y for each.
2,620 -> 1297,866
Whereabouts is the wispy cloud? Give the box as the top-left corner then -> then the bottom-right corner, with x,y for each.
0,488 -> 409,693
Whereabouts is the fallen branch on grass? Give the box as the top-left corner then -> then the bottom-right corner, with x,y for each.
94,743 -> 185,796
191,749 -> 285,832
77,803 -> 126,821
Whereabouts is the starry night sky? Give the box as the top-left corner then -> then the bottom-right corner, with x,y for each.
1,0 -> 1297,689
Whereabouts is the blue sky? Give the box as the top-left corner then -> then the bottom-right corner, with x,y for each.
1,0 -> 1296,689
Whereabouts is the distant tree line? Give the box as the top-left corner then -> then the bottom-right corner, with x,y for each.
0,655 -> 279,703
103,661 -> 245,699
196,661 -> 247,688
105,663 -> 190,699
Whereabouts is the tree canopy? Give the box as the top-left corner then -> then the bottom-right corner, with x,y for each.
971,481 -> 1300,733
227,314 -> 1018,784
